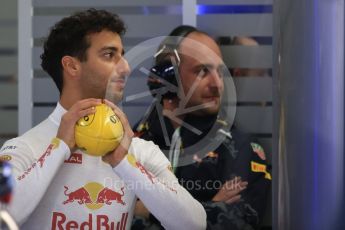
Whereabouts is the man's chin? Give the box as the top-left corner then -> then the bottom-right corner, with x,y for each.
105,91 -> 123,104
191,105 -> 220,116
203,107 -> 220,115
203,100 -> 221,114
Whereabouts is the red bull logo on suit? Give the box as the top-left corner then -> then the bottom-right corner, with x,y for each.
62,182 -> 126,210
53,182 -> 128,229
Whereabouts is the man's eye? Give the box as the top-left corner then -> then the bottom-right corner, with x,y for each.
197,67 -> 209,77
104,52 -> 114,58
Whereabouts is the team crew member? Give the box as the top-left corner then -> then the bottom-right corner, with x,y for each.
133,26 -> 271,229
0,9 -> 206,229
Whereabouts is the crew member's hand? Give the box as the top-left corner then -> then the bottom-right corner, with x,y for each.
56,98 -> 102,150
212,177 -> 248,204
102,99 -> 134,167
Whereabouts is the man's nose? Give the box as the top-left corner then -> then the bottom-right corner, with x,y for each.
210,70 -> 223,90
116,57 -> 131,76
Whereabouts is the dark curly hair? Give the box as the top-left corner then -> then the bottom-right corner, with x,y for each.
40,8 -> 126,93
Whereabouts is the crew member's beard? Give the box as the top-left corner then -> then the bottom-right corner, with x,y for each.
197,88 -> 222,115
187,96 -> 222,116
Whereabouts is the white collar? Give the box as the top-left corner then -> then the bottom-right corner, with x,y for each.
49,102 -> 67,126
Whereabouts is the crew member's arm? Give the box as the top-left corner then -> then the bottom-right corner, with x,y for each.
238,141 -> 271,223
203,183 -> 257,230
211,137 -> 271,229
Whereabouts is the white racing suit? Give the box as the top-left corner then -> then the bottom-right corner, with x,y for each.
0,103 -> 206,230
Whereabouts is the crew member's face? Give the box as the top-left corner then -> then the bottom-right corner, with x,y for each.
79,30 -> 130,102
178,32 -> 225,115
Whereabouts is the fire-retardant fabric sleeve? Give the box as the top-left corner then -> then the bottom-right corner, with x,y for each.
0,138 -> 70,225
113,154 -> 206,230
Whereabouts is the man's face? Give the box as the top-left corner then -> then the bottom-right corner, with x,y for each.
79,30 -> 130,102
178,32 -> 225,116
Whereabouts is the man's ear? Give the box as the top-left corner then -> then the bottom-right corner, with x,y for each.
61,56 -> 80,78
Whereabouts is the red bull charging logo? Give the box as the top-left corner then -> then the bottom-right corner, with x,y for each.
63,182 -> 126,210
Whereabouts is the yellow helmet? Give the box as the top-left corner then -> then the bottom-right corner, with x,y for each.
75,103 -> 124,156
